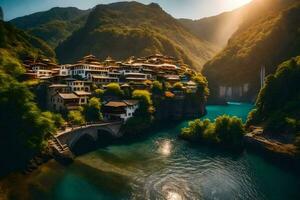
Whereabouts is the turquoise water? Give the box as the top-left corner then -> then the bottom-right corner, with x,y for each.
4,103 -> 300,200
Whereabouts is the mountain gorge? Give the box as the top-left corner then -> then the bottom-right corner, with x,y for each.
179,11 -> 242,48
202,0 -> 300,102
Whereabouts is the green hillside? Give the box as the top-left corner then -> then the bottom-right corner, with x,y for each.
0,21 -> 60,173
0,20 -> 55,73
10,7 -> 90,48
247,56 -> 300,134
202,0 -> 300,101
56,2 -> 218,70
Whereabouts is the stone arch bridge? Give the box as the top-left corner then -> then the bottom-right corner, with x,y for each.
50,121 -> 123,157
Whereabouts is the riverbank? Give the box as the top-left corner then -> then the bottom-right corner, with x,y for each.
2,103 -> 300,200
244,127 -> 300,165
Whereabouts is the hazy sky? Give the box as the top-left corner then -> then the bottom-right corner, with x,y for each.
0,0 -> 252,21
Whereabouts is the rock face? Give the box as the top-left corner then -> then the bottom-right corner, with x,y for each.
154,96 -> 206,121
217,84 -> 252,102
244,128 -> 299,164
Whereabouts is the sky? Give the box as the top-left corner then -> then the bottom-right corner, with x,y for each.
0,0 -> 252,21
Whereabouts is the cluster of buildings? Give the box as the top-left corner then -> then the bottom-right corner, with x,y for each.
23,54 -> 197,122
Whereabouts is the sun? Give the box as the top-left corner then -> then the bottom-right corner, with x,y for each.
228,0 -> 252,8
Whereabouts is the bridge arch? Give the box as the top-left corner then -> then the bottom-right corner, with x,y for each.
68,126 -> 117,150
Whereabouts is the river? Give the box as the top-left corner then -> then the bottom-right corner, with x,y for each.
1,103 -> 300,200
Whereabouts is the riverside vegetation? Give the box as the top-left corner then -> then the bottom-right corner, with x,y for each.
180,115 -> 245,149
181,56 -> 300,154
246,56 -> 300,145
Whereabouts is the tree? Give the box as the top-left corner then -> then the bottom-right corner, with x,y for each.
104,83 -> 123,98
93,89 -> 104,99
246,57 -> 300,134
68,110 -> 85,126
0,71 -> 56,173
84,97 -> 102,122
180,115 -> 245,148
42,112 -> 65,130
215,115 -> 245,147
151,81 -> 163,96
193,74 -> 209,98
132,90 -> 152,116
173,82 -> 184,91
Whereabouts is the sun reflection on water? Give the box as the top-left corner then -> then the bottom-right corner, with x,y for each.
157,139 -> 173,156
166,191 -> 183,200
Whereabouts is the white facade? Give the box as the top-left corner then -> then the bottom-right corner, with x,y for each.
103,100 -> 139,122
122,103 -> 139,122
59,65 -> 71,76
36,70 -> 53,78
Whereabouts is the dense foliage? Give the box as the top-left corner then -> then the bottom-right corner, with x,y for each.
68,110 -> 85,126
0,70 -> 58,174
104,83 -> 124,99
203,0 -> 300,100
55,2 -> 217,69
83,97 -> 102,122
247,56 -> 300,134
0,22 -> 58,174
181,115 -> 245,148
123,90 -> 153,135
0,21 -> 55,60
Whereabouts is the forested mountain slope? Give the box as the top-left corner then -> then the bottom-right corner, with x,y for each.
202,0 -> 300,101
10,7 -> 90,48
55,2 -> 218,70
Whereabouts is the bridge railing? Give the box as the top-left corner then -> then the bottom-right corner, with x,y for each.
55,120 -> 123,136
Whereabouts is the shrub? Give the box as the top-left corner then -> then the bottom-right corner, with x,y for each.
173,82 -> 184,91
132,90 -> 153,116
215,115 -> 245,147
83,97 -> 102,122
180,115 -> 245,148
152,81 -> 163,95
68,110 -> 85,126
104,83 -> 124,98
93,89 -> 104,99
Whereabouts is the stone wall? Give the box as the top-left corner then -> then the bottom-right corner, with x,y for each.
154,95 -> 206,121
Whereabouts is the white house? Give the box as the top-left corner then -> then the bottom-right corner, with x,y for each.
103,100 -> 139,122
65,79 -> 86,92
59,65 -> 71,76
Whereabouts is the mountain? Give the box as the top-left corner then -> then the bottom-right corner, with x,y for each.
10,7 -> 90,48
0,6 -> 3,21
202,0 -> 300,102
179,11 -> 242,48
0,20 -> 55,63
55,2 -> 218,70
